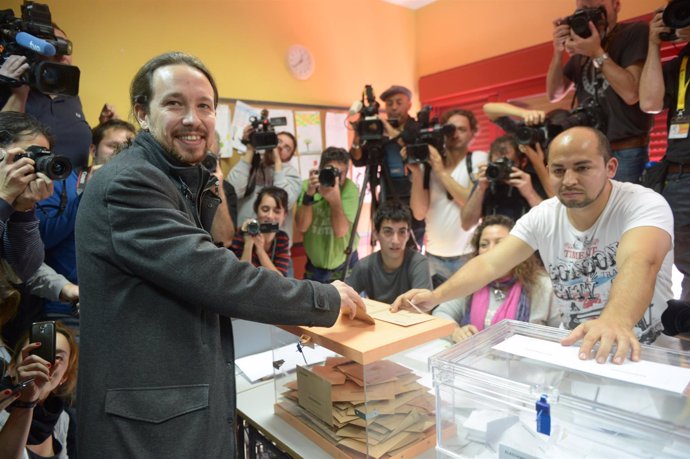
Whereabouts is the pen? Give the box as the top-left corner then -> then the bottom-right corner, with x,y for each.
406,299 -> 424,314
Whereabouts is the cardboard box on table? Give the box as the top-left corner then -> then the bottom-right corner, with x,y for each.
272,298 -> 455,458
431,320 -> 690,459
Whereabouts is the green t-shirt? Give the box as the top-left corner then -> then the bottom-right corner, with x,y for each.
299,179 -> 360,269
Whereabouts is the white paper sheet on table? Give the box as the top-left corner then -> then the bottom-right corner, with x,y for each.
493,334 -> 690,394
236,342 -> 335,383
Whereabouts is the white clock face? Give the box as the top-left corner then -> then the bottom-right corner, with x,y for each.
287,45 -> 314,80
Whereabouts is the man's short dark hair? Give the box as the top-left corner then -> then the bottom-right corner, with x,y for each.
130,52 -> 219,116
0,112 -> 53,148
440,108 -> 478,133
91,119 -> 136,147
374,200 -> 412,233
319,146 -> 350,169
253,186 -> 288,214
489,134 -> 521,162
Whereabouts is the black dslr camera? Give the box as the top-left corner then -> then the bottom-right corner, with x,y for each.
485,157 -> 514,182
660,0 -> 690,41
563,6 -> 607,38
248,109 -> 287,151
16,145 -> 72,180
515,101 -> 606,150
401,105 -> 454,163
246,219 -> 279,236
0,2 -> 80,96
318,166 -> 341,187
355,85 -> 384,142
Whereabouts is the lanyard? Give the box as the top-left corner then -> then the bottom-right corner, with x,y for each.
678,56 -> 689,113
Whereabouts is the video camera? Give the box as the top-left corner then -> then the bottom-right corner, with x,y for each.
16,145 -> 72,180
0,2 -> 80,96
514,101 -> 607,150
246,219 -> 279,236
562,6 -> 607,39
355,85 -> 384,142
248,109 -> 287,151
660,0 -> 690,41
400,105 -> 454,163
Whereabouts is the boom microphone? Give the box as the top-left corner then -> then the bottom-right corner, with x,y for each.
661,299 -> 690,336
15,31 -> 56,57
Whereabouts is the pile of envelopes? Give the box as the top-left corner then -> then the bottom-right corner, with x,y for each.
280,356 -> 436,458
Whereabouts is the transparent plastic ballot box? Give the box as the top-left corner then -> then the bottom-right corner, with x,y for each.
270,298 -> 455,459
430,320 -> 690,459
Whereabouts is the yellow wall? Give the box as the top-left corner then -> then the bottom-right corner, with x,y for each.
415,0 -> 660,77
6,0 -> 416,124
6,0 -> 662,124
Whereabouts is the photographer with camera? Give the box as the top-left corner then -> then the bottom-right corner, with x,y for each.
230,186 -> 290,276
0,111 -> 53,283
547,0 -> 653,183
228,116 -> 300,255
296,147 -> 360,283
407,108 -> 487,282
350,85 -> 425,244
461,134 -> 549,230
1,14 -> 93,170
640,4 -> 690,302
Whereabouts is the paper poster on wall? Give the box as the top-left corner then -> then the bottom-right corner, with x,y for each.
267,109 -> 296,137
231,100 -> 260,153
325,112 -> 349,150
215,104 -> 233,158
298,155 -> 320,181
295,111 -> 323,156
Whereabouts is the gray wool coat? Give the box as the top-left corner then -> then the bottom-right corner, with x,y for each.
75,132 -> 340,458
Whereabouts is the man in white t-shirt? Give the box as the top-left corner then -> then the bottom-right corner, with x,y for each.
408,109 -> 487,281
393,126 -> 674,365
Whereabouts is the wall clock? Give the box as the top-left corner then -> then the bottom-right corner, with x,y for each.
287,44 -> 315,80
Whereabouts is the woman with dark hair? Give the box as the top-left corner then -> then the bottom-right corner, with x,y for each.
0,322 -> 79,459
228,128 -> 301,249
433,215 -> 560,342
230,186 -> 290,276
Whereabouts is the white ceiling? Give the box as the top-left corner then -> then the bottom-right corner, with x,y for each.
381,0 -> 438,10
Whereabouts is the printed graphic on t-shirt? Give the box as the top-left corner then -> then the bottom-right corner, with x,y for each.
581,61 -> 610,100
548,236 -> 659,344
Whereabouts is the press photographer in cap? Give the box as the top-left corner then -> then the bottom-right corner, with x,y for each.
349,85 -> 425,245
546,0 -> 653,183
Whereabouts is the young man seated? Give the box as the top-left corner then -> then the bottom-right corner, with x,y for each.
345,201 -> 431,304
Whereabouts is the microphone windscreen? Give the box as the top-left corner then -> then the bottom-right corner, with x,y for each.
16,32 -> 56,57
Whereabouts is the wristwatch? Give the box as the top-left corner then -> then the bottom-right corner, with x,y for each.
592,52 -> 609,70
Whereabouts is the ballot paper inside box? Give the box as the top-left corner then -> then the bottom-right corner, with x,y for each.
272,298 -> 455,458
430,320 -> 690,459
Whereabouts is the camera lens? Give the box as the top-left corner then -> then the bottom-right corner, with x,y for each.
36,155 -> 72,180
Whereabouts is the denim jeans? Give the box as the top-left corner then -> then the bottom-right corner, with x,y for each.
663,171 -> 690,301
612,146 -> 648,184
426,252 -> 472,282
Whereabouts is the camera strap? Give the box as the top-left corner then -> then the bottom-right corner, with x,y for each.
465,151 -> 476,184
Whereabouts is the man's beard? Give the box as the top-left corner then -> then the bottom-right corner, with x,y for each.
558,182 -> 606,208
